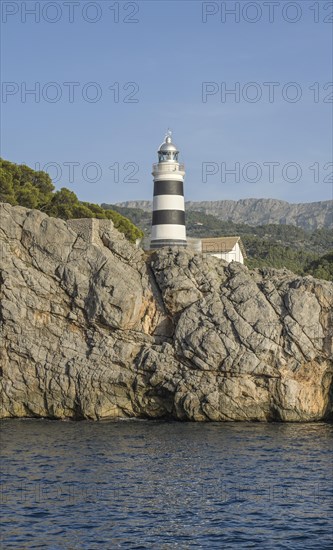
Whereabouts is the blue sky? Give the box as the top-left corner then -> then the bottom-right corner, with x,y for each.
1,0 -> 332,204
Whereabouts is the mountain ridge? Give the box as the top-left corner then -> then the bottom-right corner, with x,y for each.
114,198 -> 333,230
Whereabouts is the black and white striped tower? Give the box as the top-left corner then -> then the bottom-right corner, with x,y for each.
150,130 -> 187,249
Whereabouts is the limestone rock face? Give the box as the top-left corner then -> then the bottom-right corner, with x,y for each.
0,203 -> 332,421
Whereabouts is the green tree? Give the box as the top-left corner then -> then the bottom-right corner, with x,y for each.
0,168 -> 16,204
0,159 -> 143,243
16,182 -> 41,209
305,252 -> 333,281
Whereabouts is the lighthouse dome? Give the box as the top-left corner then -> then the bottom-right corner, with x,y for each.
158,131 -> 179,162
159,138 -> 179,153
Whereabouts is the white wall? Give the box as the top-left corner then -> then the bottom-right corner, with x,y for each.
210,243 -> 244,264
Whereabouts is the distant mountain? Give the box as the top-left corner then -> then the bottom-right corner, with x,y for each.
115,199 -> 333,230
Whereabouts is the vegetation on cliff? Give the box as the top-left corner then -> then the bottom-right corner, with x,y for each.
304,251 -> 333,281
0,159 -> 143,243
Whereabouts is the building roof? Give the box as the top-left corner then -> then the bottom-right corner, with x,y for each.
201,236 -> 247,258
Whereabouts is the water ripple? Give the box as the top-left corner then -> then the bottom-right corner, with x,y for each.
0,420 -> 332,549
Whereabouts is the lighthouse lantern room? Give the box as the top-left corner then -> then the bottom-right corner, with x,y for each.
150,131 -> 187,249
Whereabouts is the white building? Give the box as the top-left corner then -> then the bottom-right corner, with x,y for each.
202,236 -> 246,264
188,236 -> 246,264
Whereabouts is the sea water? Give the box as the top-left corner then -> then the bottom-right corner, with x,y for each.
0,420 -> 332,549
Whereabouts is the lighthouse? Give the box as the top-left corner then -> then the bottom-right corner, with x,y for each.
150,131 -> 187,249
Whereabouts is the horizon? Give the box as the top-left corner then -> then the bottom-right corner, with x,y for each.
2,1 -> 332,205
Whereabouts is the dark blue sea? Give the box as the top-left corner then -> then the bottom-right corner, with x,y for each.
0,420 -> 332,549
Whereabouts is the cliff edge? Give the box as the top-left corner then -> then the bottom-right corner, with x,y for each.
0,203 -> 332,421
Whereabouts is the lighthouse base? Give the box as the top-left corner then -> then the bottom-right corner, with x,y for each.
150,239 -> 187,250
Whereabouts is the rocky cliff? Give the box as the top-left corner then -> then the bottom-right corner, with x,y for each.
0,203 -> 332,421
117,199 -> 333,230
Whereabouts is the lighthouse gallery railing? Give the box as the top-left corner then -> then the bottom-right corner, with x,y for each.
152,163 -> 185,173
